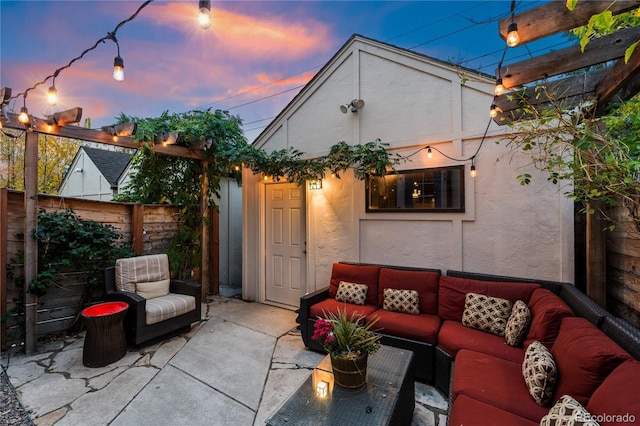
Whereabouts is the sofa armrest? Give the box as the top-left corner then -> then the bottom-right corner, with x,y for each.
298,287 -> 330,347
170,279 -> 202,300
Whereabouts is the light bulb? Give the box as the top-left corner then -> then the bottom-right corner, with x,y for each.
47,85 -> 58,106
506,22 -> 520,47
18,106 -> 29,124
494,78 -> 504,96
113,134 -> 118,142
489,104 -> 502,118
199,1 -> 211,29
427,147 -> 432,159
113,56 -> 125,81
470,165 -> 477,178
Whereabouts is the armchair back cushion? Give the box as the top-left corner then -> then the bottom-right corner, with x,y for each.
329,263 -> 380,306
438,276 -> 539,321
115,254 -> 170,293
378,268 -> 440,314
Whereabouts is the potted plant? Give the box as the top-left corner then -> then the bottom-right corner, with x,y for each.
312,310 -> 382,388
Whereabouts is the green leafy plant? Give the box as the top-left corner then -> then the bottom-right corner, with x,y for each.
312,310 -> 381,359
114,109 -> 401,277
22,208 -> 134,294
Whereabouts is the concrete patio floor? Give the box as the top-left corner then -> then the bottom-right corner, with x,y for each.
3,296 -> 448,425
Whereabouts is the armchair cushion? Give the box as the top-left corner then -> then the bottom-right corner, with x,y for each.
115,254 -> 170,292
146,294 -> 196,325
136,279 -> 170,299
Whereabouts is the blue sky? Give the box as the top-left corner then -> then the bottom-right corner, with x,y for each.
1,1 -> 565,141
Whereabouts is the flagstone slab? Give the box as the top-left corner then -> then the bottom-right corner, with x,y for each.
6,361 -> 46,387
17,373 -> 89,418
271,332 -> 324,369
253,367 -> 312,426
210,300 -> 297,337
111,365 -> 254,426
150,336 -> 187,368
169,317 -> 275,410
57,366 -> 158,426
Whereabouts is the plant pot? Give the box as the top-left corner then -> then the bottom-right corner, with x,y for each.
330,353 -> 368,389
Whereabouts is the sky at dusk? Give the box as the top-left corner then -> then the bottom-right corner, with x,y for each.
1,0 -> 566,142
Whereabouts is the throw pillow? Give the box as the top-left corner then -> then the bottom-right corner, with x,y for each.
540,395 -> 600,426
522,341 -> 557,406
505,300 -> 531,347
383,288 -> 420,315
461,293 -> 513,336
335,281 -> 368,305
136,279 -> 170,299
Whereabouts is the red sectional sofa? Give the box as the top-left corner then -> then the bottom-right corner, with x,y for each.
297,262 -> 640,426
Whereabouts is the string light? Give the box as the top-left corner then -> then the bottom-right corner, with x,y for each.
506,0 -> 519,47
489,103 -> 502,118
470,161 -> 477,178
494,78 -> 504,96
199,0 -> 211,29
427,147 -> 433,159
47,74 -> 58,106
506,22 -> 520,47
18,95 -> 30,124
110,34 -> 125,82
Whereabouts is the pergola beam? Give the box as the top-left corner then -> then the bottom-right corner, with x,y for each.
596,40 -> 640,104
4,113 -> 205,160
498,0 -> 640,45
497,27 -> 640,88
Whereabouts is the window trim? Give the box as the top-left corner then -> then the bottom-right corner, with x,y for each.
365,165 -> 465,213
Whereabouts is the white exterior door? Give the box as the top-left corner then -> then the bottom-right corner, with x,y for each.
265,183 -> 306,307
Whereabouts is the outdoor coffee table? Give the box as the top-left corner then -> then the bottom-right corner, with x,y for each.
81,301 -> 128,368
266,345 -> 415,425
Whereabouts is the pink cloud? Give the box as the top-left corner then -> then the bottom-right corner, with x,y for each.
142,2 -> 335,61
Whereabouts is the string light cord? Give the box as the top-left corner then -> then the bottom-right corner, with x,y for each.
8,0 -> 154,104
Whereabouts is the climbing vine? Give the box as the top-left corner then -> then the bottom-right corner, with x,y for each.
113,109 -> 400,277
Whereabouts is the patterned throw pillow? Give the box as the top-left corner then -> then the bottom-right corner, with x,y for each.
505,300 -> 532,347
540,395 -> 600,426
522,341 -> 557,406
383,288 -> 420,315
461,293 -> 513,336
335,281 -> 368,305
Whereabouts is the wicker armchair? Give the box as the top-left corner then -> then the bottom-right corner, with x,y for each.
103,254 -> 202,346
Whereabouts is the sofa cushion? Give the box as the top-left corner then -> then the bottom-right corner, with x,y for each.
335,281 -> 368,305
369,309 -> 440,344
551,317 -> 632,406
438,320 -> 524,362
136,279 -> 170,300
383,288 -> 419,314
541,395 -> 599,426
505,300 -> 531,347
587,361 -> 640,426
115,254 -> 170,293
378,268 -> 440,314
461,293 -> 512,336
522,341 -> 557,406
438,276 -> 539,321
449,395 -> 540,426
309,298 -> 379,320
523,288 -> 574,349
145,293 -> 196,325
451,349 -> 550,422
329,263 -> 380,306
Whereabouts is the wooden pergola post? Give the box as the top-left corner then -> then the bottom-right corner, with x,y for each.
24,130 -> 39,355
1,188 -> 8,351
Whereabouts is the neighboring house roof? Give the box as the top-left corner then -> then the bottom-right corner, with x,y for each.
253,33 -> 494,145
81,146 -> 132,187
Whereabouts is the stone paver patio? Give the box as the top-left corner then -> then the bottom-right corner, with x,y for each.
2,296 -> 448,425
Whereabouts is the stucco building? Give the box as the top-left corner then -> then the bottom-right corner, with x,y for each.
242,35 -> 574,308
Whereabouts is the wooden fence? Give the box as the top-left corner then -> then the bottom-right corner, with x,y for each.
1,188 -> 183,349
606,205 -> 640,327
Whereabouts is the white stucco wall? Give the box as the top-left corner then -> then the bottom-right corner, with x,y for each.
244,36 -> 574,304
